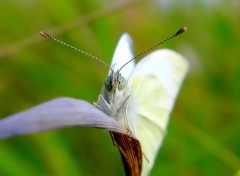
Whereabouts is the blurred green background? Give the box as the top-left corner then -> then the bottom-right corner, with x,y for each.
0,0 -> 240,175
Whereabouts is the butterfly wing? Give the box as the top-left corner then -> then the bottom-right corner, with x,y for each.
110,33 -> 135,79
128,49 -> 188,175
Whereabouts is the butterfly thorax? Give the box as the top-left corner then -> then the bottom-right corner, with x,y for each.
96,70 -> 132,130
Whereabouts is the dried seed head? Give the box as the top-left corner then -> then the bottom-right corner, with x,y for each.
111,132 -> 142,176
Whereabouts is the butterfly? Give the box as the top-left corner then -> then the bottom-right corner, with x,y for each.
0,29 -> 188,176
96,32 -> 188,175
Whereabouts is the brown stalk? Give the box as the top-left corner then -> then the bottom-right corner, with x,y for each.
111,132 -> 142,176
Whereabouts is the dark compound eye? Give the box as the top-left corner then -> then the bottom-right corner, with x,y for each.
104,76 -> 112,91
118,76 -> 126,90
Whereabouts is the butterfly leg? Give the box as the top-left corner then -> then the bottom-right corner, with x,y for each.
109,132 -> 117,146
94,95 -> 113,116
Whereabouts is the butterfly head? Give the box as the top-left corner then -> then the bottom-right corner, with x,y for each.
104,70 -> 127,94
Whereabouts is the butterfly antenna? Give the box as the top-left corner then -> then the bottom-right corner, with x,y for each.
119,27 -> 187,72
40,31 -> 112,71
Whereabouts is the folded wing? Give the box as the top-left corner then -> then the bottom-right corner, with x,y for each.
129,49 -> 188,175
110,33 -> 135,79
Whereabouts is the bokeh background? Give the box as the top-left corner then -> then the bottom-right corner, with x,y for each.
0,0 -> 240,175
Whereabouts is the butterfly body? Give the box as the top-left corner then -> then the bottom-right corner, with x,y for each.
95,38 -> 143,175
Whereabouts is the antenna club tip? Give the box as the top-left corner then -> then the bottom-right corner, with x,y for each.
175,26 -> 187,35
40,31 -> 51,38
40,31 -> 45,36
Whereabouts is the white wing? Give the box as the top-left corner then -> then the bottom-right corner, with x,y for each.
128,49 -> 188,175
0,98 -> 127,138
110,33 -> 135,79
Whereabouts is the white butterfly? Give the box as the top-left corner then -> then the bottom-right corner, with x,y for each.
0,32 -> 188,176
97,33 -> 188,175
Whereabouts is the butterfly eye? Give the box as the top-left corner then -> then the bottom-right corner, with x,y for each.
118,76 -> 126,90
104,76 -> 112,91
